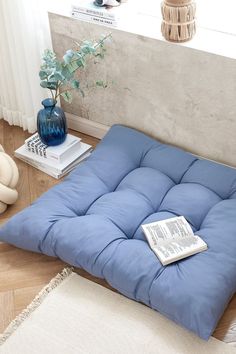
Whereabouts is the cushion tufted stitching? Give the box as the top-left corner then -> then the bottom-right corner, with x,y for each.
116,167 -> 175,202
111,165 -> 140,191
98,239 -> 128,277
113,165 -> 143,192
156,183 -> 177,211
71,195 -> 108,216
179,158 -> 199,184
116,185 -> 157,212
90,239 -> 127,277
148,168 -> 176,185
38,221 -> 58,254
139,143 -> 161,167
84,191 -> 111,216
87,189 -> 155,238
88,167 -> 114,192
158,182 -> 222,231
155,209 -> 196,231
81,162 -> 139,195
147,266 -> 166,306
140,147 -> 197,184
229,191 -> 236,199
227,177 -> 236,199
101,239 -> 129,279
140,158 -> 177,185
100,217 -> 130,238
177,181 -> 224,200
130,179 -> 175,239
133,273 -> 153,304
131,214 -> 155,239
197,199 -> 227,231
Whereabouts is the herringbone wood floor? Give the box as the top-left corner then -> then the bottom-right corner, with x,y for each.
0,119 -> 235,346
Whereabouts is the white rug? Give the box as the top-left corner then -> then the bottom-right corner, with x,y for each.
0,268 -> 235,354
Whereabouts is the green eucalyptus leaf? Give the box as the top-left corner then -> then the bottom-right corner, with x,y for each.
75,52 -> 82,59
77,58 -> 85,68
95,52 -> 105,59
47,74 -> 56,82
40,81 -> 49,88
81,44 -> 95,55
61,66 -> 73,80
67,61 -> 79,74
96,80 -> 107,88
61,91 -> 73,103
96,80 -> 103,87
63,49 -> 74,64
42,50 -> 57,69
47,82 -> 58,90
40,79 -> 57,90
71,80 -> 80,89
39,70 -> 48,80
39,34 -> 111,101
53,71 -> 64,81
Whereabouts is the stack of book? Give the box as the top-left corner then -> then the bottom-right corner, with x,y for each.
15,133 -> 92,179
71,0 -> 130,27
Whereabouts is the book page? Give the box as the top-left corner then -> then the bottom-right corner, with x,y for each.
155,235 -> 207,265
142,217 -> 207,265
142,216 -> 194,246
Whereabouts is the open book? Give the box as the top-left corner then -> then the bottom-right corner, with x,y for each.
141,216 -> 207,266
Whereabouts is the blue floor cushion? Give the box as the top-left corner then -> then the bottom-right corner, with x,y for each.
0,125 -> 236,340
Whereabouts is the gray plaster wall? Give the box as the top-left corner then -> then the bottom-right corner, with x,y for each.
49,13 -> 236,167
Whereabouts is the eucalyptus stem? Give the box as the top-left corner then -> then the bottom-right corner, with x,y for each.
55,82 -> 63,100
69,33 -> 112,67
57,87 -> 74,97
40,33 -> 111,104
49,89 -> 55,101
94,33 -> 112,49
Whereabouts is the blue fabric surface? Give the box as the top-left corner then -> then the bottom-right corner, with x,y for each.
1,124 -> 236,339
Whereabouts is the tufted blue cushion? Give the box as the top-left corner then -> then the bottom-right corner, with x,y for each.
0,125 -> 236,340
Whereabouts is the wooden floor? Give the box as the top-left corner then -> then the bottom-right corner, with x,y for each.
0,119 -> 235,346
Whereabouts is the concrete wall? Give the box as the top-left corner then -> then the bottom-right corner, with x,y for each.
49,13 -> 236,167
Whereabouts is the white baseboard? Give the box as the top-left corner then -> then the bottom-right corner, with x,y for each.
66,112 -> 109,139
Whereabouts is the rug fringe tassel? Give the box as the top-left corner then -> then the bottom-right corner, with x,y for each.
0,267 -> 74,346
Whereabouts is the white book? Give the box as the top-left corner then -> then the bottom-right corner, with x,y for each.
72,3 -> 116,20
15,142 -> 92,174
15,151 -> 91,179
71,10 -> 118,27
142,216 -> 208,266
71,0 -> 133,26
71,1 -> 120,20
25,133 -> 81,163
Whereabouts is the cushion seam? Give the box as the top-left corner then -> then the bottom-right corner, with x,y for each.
179,158 -> 199,183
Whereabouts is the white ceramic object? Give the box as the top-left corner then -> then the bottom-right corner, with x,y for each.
94,0 -> 127,7
0,145 -> 19,214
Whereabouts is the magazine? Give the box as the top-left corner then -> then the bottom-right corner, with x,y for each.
71,0 -> 133,27
15,151 -> 91,179
15,142 -> 92,179
25,133 -> 81,163
142,216 -> 207,266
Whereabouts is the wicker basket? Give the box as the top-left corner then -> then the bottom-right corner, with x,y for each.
161,0 -> 196,42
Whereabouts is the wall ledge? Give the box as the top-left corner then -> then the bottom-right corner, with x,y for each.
47,2 -> 236,60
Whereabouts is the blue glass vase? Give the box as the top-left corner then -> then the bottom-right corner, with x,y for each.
37,99 -> 68,146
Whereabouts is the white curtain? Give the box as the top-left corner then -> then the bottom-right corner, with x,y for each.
0,0 -> 52,132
